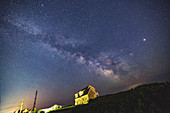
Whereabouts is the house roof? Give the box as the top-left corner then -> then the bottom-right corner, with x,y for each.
76,85 -> 91,98
81,86 -> 89,91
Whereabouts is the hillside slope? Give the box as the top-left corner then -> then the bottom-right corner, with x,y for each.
50,81 -> 170,113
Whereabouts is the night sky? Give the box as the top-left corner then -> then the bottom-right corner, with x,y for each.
0,0 -> 170,113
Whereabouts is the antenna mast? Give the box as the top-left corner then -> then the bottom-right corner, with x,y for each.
33,90 -> 38,111
19,99 -> 24,113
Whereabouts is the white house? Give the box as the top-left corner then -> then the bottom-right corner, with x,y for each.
38,104 -> 62,113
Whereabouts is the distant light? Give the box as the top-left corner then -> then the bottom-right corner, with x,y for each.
143,38 -> 146,41
41,4 -> 44,6
130,53 -> 134,56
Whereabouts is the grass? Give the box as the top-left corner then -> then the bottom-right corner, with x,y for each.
49,80 -> 170,113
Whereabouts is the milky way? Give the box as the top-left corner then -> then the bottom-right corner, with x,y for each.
0,0 -> 170,113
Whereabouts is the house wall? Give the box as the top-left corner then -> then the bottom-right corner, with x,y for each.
74,85 -> 99,105
75,94 -> 89,105
88,89 -> 96,99
75,93 -> 78,98
88,87 -> 99,99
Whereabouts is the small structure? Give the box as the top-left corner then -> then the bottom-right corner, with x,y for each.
39,104 -> 62,113
14,109 -> 29,113
74,85 -> 99,105
23,109 -> 29,113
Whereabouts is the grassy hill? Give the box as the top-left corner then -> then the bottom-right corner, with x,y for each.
50,80 -> 170,113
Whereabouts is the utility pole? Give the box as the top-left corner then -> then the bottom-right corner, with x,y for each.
33,90 -> 38,111
19,99 -> 24,113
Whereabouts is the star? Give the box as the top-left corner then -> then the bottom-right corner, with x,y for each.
143,38 -> 146,42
